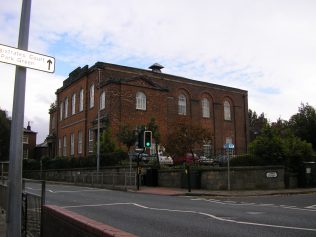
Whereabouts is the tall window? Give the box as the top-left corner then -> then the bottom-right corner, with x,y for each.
70,133 -> 74,156
63,136 -> 67,156
226,137 -> 233,145
178,94 -> 187,115
71,93 -> 76,115
78,131 -> 82,154
64,97 -> 69,118
100,91 -> 105,110
79,89 -> 84,112
224,100 -> 231,120
58,139 -> 62,156
89,84 -> 95,108
202,98 -> 210,118
23,134 -> 28,144
59,102 -> 63,121
136,92 -> 146,110
88,129 -> 94,153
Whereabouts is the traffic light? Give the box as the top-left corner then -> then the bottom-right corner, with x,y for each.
144,130 -> 152,148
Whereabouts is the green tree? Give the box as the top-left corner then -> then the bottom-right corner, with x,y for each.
100,128 -> 117,154
248,109 -> 268,142
165,122 -> 212,163
147,118 -> 161,167
249,125 -> 285,165
288,103 -> 316,150
117,125 -> 137,152
0,109 -> 11,161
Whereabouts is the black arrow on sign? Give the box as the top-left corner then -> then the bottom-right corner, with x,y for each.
47,59 -> 52,70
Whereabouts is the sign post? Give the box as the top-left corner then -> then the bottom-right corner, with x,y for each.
3,1 -> 54,236
224,143 -> 234,191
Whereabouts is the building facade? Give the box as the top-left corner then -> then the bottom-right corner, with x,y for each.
23,123 -> 37,159
47,62 -> 249,158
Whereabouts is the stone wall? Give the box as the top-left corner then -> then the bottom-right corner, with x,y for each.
158,166 -> 285,190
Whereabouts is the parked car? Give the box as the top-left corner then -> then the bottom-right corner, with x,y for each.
159,155 -> 173,165
198,156 -> 217,166
173,153 -> 199,165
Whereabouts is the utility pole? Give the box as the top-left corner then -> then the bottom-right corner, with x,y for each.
7,0 -> 32,236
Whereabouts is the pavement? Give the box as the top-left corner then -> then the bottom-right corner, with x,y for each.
1,186 -> 315,236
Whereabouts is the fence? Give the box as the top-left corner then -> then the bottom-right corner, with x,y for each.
0,179 -> 46,237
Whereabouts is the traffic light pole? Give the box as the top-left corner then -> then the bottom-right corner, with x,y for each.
7,1 -> 32,236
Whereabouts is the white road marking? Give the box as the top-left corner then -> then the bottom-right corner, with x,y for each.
63,202 -> 316,232
306,204 -> 316,209
47,188 -> 109,193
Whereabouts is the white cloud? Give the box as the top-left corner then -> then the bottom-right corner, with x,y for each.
1,0 -> 316,142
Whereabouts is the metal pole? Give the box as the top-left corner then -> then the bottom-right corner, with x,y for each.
7,1 -> 31,236
96,69 -> 101,174
227,149 -> 231,191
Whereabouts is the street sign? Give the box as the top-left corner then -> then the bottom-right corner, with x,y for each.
0,43 -> 55,73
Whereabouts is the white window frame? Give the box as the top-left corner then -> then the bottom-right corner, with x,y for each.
23,134 -> 28,144
64,97 -> 69,118
71,93 -> 76,115
70,133 -> 74,156
79,89 -> 84,112
89,84 -> 95,108
100,91 -> 105,110
88,129 -> 94,153
202,98 -> 210,118
178,94 -> 187,115
23,149 -> 28,159
226,137 -> 233,145
63,136 -> 67,156
224,100 -> 231,120
136,92 -> 146,110
58,139 -> 62,156
78,131 -> 82,154
59,102 -> 63,121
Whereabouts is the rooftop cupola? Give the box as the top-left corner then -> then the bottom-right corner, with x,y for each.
149,63 -> 164,73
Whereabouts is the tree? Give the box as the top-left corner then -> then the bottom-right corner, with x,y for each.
117,125 -> 137,152
0,109 -> 11,161
147,118 -> 161,167
165,122 -> 212,163
248,109 -> 268,142
288,103 -> 316,150
99,128 -> 117,154
249,125 -> 285,165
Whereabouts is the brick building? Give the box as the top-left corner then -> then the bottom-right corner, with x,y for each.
47,62 -> 249,158
23,122 -> 37,159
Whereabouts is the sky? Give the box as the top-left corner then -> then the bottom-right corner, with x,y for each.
1,0 -> 316,144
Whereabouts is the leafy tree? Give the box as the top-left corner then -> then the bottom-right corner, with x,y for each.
165,122 -> 212,162
248,109 -> 268,142
249,125 -> 285,165
117,125 -> 137,152
288,103 -> 316,150
147,118 -> 161,167
99,128 -> 117,154
0,109 -> 11,161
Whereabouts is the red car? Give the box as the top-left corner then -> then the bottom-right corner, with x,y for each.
173,153 -> 199,165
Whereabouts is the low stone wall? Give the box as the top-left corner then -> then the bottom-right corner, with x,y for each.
158,166 -> 285,190
42,205 -> 137,237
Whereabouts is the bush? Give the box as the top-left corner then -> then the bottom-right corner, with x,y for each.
230,154 -> 267,167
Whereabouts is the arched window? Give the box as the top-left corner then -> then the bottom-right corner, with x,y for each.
100,91 -> 105,110
224,100 -> 231,120
79,89 -> 84,112
71,93 -> 76,115
136,92 -> 146,110
59,102 -> 63,121
178,94 -> 187,115
202,98 -> 210,118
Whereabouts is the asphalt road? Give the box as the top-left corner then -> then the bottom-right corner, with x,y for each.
26,183 -> 316,237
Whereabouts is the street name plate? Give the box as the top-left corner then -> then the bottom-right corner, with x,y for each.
0,44 -> 55,73
266,171 -> 278,178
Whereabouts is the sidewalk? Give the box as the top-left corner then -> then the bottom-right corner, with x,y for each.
133,186 -> 316,197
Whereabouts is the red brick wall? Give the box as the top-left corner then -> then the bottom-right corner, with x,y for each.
51,63 -> 249,158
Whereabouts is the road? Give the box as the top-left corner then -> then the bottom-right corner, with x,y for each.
26,183 -> 316,237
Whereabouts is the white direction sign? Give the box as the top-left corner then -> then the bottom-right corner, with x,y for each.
0,44 -> 55,73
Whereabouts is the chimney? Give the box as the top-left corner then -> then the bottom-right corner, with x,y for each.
149,63 -> 164,73
27,121 -> 31,131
